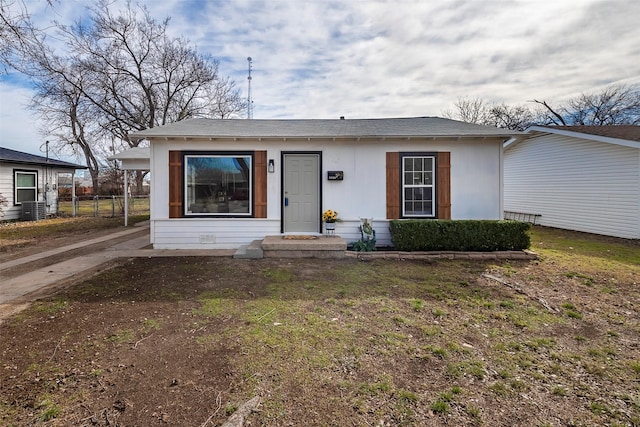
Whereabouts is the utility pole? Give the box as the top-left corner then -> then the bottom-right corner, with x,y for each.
247,57 -> 253,119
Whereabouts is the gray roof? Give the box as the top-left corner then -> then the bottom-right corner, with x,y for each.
130,117 -> 520,140
0,147 -> 86,169
107,147 -> 150,161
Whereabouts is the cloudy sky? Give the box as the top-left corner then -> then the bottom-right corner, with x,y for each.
1,0 -> 639,162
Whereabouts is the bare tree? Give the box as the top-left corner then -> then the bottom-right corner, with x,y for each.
486,103 -> 537,131
29,65 -> 104,190
444,84 -> 640,131
1,0 -> 245,193
0,0 -> 41,64
58,1 -> 243,144
205,76 -> 247,119
532,84 -> 640,126
442,97 -> 538,131
442,97 -> 491,125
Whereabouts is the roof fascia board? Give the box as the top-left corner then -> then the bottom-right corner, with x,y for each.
0,159 -> 86,169
142,135 -> 513,144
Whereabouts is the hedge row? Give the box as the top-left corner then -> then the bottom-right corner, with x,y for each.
389,220 -> 530,252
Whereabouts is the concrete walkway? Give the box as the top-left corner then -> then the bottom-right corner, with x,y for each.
0,225 -> 149,272
0,224 -> 234,315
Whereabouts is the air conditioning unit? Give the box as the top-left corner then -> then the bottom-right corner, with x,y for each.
21,201 -> 46,221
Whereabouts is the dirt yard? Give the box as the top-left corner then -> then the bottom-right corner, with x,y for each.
0,223 -> 639,426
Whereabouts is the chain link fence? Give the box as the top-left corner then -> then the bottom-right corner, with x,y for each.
57,195 -> 150,218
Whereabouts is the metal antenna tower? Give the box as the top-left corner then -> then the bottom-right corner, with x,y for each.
247,57 -> 253,119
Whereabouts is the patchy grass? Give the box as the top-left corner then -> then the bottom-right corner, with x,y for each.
0,215 -> 149,254
0,226 -> 639,426
35,395 -> 61,422
0,215 -> 148,240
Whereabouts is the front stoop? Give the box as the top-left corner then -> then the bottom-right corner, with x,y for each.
233,240 -> 264,259
261,235 -> 347,259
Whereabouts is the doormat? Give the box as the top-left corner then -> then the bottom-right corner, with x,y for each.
282,235 -> 319,240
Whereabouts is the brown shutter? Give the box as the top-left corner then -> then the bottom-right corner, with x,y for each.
386,152 -> 400,219
254,151 -> 267,218
437,152 -> 451,219
168,151 -> 183,218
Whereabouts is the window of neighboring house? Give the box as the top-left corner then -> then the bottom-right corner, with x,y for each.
14,170 -> 37,205
402,155 -> 435,217
184,153 -> 253,216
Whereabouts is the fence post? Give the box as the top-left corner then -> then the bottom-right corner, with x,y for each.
111,195 -> 116,218
125,195 -> 130,226
94,195 -> 99,217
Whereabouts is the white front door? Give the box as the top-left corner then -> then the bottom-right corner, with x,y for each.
283,153 -> 320,232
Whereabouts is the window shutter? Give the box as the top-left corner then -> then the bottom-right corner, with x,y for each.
437,152 -> 451,219
254,151 -> 267,218
168,151 -> 182,218
386,152 -> 400,219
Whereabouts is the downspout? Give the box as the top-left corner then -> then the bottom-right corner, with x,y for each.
499,139 -> 505,219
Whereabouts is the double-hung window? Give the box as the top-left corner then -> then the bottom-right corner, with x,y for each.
402,155 -> 435,217
184,153 -> 252,216
14,170 -> 37,205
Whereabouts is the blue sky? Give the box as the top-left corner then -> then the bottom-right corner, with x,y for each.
1,0 -> 639,162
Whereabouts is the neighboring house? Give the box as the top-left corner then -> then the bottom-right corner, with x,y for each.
0,147 -> 86,221
129,117 -> 518,249
504,126 -> 640,239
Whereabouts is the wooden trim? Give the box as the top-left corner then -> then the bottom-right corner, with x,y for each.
437,152 -> 451,219
386,152 -> 400,219
254,151 -> 267,218
168,151 -> 183,218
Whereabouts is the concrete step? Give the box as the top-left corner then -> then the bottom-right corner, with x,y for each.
233,239 -> 264,259
261,235 -> 347,259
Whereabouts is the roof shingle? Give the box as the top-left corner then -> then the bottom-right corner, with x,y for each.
0,147 -> 86,169
546,125 -> 640,142
130,117 -> 520,140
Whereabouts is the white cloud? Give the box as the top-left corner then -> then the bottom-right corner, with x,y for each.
1,0 -> 638,154
0,82 -> 46,156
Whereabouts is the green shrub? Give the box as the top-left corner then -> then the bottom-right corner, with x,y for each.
350,237 -> 377,252
389,220 -> 530,252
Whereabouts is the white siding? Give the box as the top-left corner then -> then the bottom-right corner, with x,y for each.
504,134 -> 640,239
151,137 -> 504,249
0,162 -> 17,220
331,219 -> 393,247
0,162 -> 69,221
152,218 -> 281,249
151,218 -> 394,249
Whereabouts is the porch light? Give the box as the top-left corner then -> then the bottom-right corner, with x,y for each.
268,159 -> 275,173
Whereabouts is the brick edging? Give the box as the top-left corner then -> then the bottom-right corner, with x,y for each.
344,250 -> 537,260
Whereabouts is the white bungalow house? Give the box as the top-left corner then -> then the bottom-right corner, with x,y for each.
504,126 -> 640,239
0,147 -> 86,221
129,117 -> 519,249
